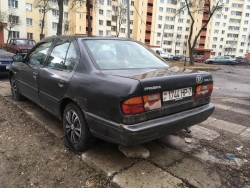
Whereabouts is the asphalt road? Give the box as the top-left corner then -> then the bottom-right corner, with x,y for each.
211,64 -> 250,98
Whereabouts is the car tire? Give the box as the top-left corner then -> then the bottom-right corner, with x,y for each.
10,76 -> 25,101
63,102 -> 96,151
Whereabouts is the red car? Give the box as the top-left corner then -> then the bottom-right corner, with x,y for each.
6,38 -> 36,56
194,55 -> 206,62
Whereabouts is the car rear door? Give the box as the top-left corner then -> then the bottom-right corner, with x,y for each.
15,39 -> 55,104
38,37 -> 79,115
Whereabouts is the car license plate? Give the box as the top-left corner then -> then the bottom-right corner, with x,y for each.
163,87 -> 192,101
6,66 -> 9,70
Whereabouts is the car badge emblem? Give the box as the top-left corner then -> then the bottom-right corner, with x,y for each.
196,75 -> 203,83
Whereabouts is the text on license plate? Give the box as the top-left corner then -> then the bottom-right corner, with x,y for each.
163,87 -> 192,101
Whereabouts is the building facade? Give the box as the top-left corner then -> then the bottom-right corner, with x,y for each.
1,0 -> 250,58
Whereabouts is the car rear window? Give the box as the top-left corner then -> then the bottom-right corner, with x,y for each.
84,40 -> 170,69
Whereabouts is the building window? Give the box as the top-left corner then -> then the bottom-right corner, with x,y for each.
176,42 -> 181,46
106,21 -> 111,26
130,20 -> 133,25
10,31 -> 19,38
187,19 -> 190,23
186,27 -> 189,31
239,49 -> 243,53
8,0 -> 18,8
157,33 -> 161,37
243,28 -> 247,31
223,23 -> 226,27
99,9 -> 103,15
165,24 -> 174,29
240,42 -> 245,46
216,14 -> 221,18
79,26 -> 81,31
185,35 -> 188,39
178,18 -> 183,23
222,30 -> 225,34
156,41 -> 160,45
9,15 -> 19,24
107,10 -> 111,16
99,0 -> 104,5
220,38 -> 223,41
159,7 -> 163,12
158,24 -> 162,29
177,26 -> 182,31
64,12 -> 69,18
107,0 -> 111,5
246,13 -> 250,17
39,20 -> 45,27
52,22 -> 58,29
111,26 -> 116,31
215,22 -> 220,26
130,11 -> 134,15
26,3 -> 32,11
175,50 -> 179,54
27,33 -> 33,39
224,15 -> 227,19
231,11 -> 242,16
26,18 -> 33,26
130,29 -> 132,34
106,30 -> 111,36
121,19 -> 126,24
99,30 -> 103,36
213,37 -> 217,41
120,28 -> 125,33
64,0 -> 69,5
166,16 -> 174,21
131,1 -> 134,5
212,44 -> 216,48
219,45 -> 222,49
160,0 -> 164,3
39,7 -> 44,14
214,30 -> 219,34
99,20 -> 103,25
52,9 -> 59,17
166,8 -> 176,13
177,34 -> 181,38
158,16 -> 163,20
244,20 -> 249,24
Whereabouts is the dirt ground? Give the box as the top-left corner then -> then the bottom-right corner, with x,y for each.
0,96 -> 114,188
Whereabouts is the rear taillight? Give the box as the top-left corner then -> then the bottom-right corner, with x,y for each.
122,93 -> 162,115
195,84 -> 213,99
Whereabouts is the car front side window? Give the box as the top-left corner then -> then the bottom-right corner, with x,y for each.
46,39 -> 70,70
26,40 -> 54,66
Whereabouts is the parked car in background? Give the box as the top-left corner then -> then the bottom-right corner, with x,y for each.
173,55 -> 185,61
205,56 -> 238,65
151,47 -> 173,60
0,56 -> 12,76
6,38 -> 36,56
10,35 -> 214,151
235,57 -> 246,64
194,55 -> 207,62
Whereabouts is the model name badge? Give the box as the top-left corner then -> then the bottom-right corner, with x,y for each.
144,86 -> 161,90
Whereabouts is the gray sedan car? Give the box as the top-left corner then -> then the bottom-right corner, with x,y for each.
205,56 -> 238,65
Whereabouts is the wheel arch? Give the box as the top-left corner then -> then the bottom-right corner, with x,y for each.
60,97 -> 83,119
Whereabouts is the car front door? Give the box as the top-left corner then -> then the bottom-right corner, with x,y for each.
16,39 -> 55,104
214,56 -> 222,64
38,38 -> 79,115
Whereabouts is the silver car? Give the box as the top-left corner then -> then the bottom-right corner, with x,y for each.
205,56 -> 238,65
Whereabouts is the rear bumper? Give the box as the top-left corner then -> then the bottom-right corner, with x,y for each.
84,103 -> 215,146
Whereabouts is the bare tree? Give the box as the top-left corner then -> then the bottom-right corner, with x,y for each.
112,2 -> 127,37
176,0 -> 225,65
34,0 -> 54,40
0,10 -> 21,44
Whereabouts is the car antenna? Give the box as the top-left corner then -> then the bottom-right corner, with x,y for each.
182,56 -> 186,73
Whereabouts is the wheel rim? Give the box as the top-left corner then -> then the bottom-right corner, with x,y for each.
11,78 -> 18,99
65,110 -> 81,144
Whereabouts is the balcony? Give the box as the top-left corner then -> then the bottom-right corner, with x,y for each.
202,16 -> 209,21
145,34 -> 151,40
146,16 -> 152,22
202,23 -> 207,28
147,6 -> 153,13
199,38 -> 206,44
146,25 -> 151,31
148,0 -> 153,4
200,31 -> 206,37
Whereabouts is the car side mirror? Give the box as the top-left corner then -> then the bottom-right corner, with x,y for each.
12,54 -> 23,62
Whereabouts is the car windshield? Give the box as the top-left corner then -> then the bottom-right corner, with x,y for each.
84,40 -> 170,69
16,39 -> 36,46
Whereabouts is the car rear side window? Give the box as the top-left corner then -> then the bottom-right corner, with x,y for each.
84,40 -> 169,69
27,40 -> 54,66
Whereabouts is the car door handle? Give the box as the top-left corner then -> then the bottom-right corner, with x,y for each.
33,72 -> 38,80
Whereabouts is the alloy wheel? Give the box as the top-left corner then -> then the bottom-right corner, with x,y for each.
65,110 -> 81,144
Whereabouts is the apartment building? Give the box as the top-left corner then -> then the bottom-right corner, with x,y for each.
206,0 -> 250,57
